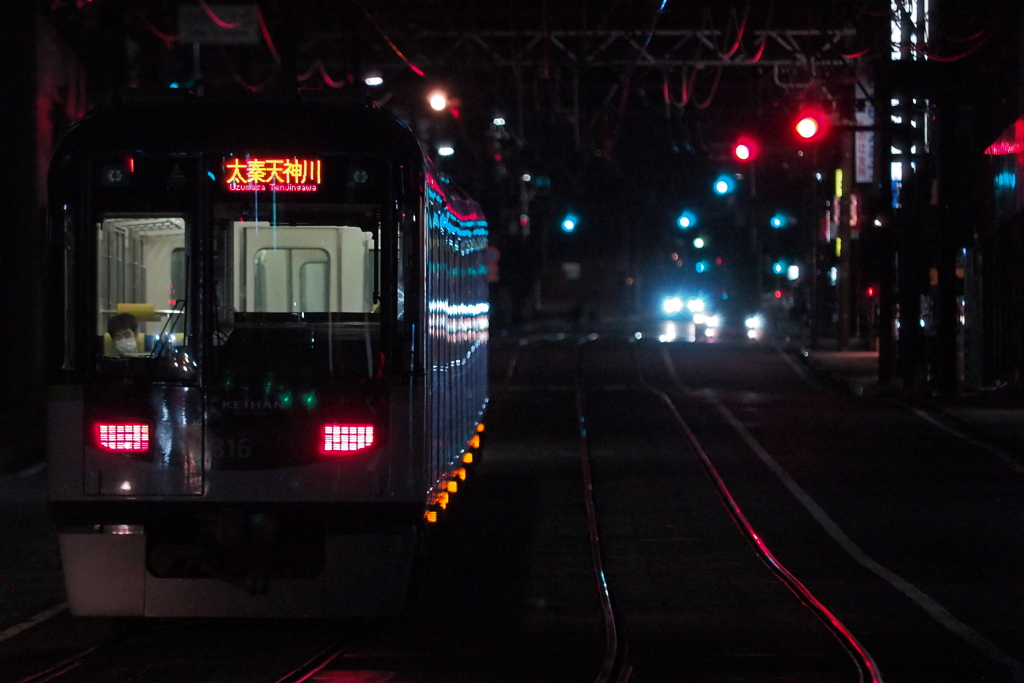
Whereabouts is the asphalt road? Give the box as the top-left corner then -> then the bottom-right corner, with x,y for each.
3,330 -> 1024,682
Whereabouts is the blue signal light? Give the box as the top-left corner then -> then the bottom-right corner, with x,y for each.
713,175 -> 735,195
562,215 -> 578,232
677,210 -> 696,229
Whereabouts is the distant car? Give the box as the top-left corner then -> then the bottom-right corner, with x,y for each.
707,307 -> 765,342
659,294 -> 710,319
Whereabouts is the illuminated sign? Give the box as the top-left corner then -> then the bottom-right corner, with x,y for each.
224,157 -> 322,192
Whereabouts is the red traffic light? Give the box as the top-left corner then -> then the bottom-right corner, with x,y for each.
732,136 -> 759,161
795,109 -> 828,140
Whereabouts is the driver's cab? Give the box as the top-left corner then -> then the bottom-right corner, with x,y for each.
95,216 -> 190,376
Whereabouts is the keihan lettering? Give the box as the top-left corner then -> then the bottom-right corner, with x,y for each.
222,399 -> 287,411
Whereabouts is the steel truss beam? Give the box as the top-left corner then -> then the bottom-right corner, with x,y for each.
411,28 -> 857,70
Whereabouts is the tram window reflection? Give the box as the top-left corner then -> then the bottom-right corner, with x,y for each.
233,222 -> 377,317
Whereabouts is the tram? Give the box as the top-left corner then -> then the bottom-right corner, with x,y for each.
45,96 -> 488,617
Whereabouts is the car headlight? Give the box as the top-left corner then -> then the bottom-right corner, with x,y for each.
662,296 -> 684,315
686,298 -> 706,314
744,315 -> 763,329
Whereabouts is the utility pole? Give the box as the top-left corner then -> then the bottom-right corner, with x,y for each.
838,130 -> 854,350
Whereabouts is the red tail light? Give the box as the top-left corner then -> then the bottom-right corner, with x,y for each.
96,423 -> 150,452
321,424 -> 374,454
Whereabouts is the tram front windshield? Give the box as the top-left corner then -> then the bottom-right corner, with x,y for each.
211,202 -> 384,384
93,201 -> 385,385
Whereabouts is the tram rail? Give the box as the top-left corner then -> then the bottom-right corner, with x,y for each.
634,340 -> 883,683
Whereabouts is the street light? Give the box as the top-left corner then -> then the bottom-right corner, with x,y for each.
429,91 -> 448,111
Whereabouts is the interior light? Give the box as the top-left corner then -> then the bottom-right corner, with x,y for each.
447,480 -> 458,493
321,424 -> 374,453
470,435 -> 481,449
425,510 -> 438,523
96,423 -> 150,452
476,423 -> 485,433
463,452 -> 474,464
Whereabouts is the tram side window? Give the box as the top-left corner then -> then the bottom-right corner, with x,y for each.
95,217 -> 187,358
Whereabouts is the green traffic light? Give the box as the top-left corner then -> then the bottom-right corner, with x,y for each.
714,175 -> 735,195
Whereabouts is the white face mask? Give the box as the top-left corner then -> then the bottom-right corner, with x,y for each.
115,336 -> 139,355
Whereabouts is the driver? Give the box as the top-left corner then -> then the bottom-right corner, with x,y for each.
108,312 -> 140,356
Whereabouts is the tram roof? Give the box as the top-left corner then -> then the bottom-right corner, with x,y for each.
53,96 -> 423,163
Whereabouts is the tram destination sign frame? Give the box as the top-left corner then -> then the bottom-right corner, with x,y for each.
224,157 -> 322,193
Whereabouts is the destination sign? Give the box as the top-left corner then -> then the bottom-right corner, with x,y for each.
224,157 -> 322,192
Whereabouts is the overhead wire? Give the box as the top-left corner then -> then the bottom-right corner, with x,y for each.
254,4 -> 281,64
350,1 -> 425,77
296,60 -> 347,88
137,11 -> 179,50
198,0 -> 240,29
718,4 -> 750,59
746,1 -> 772,64
908,31 -> 992,62
602,0 -> 671,154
